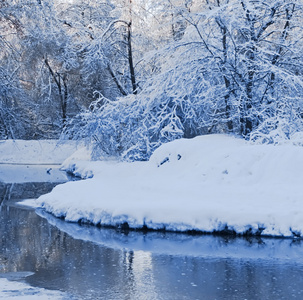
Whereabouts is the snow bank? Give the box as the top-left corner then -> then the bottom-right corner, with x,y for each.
0,277 -> 73,300
25,134 -> 303,238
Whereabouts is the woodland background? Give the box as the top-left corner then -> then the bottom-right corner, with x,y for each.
1,0 -> 303,160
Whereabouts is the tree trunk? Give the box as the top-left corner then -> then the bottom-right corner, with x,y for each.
44,57 -> 68,129
127,22 -> 137,95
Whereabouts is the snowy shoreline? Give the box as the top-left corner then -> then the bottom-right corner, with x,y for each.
37,208 -> 303,260
17,134 -> 303,238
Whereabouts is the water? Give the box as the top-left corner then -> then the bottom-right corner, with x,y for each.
1,173 -> 303,299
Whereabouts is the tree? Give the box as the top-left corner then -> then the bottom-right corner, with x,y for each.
66,0 -> 303,160
0,0 -> 30,138
0,0 -> 117,138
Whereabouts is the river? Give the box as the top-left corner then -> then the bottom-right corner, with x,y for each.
1,166 -> 303,299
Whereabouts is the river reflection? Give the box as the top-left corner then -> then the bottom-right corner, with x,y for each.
1,181 -> 303,300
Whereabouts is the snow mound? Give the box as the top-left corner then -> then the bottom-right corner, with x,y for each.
25,134 -> 303,238
60,146 -> 93,179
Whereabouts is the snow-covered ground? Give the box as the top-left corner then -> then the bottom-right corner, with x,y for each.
0,277 -> 73,300
17,134 -> 303,238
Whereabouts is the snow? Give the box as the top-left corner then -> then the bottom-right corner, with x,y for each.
0,277 -> 73,300
19,134 -> 303,238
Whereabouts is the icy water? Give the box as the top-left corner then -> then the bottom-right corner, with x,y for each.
1,174 -> 303,299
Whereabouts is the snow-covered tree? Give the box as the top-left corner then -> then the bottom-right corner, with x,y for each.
66,0 -> 303,160
0,0 -> 30,138
2,0 -> 303,154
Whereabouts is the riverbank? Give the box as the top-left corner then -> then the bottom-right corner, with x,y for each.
17,134 -> 303,238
